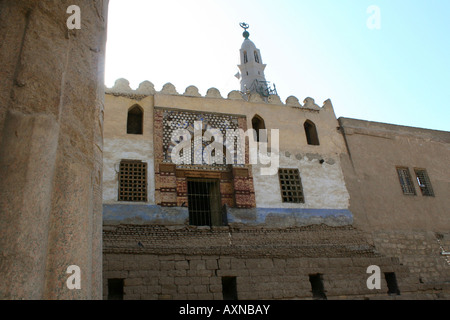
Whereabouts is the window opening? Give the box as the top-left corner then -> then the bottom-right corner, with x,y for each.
309,274 -> 327,300
118,160 -> 147,202
127,105 -> 143,135
251,115 -> 266,143
187,179 -> 223,226
254,51 -> 260,63
304,120 -> 320,145
222,277 -> 238,300
385,272 -> 400,295
414,169 -> 434,196
108,279 -> 124,300
278,168 -> 305,203
396,167 -> 416,195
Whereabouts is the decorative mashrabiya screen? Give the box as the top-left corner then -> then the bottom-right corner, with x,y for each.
162,109 -> 244,170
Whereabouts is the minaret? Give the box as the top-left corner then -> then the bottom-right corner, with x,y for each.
236,23 -> 277,97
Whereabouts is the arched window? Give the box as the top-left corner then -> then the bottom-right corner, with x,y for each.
252,115 -> 266,142
243,51 -> 248,64
127,105 -> 143,134
304,120 -> 319,145
254,51 -> 260,63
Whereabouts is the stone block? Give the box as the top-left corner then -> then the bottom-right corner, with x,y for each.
193,285 -> 208,294
218,258 -> 231,270
161,284 -> 177,295
159,277 -> 175,285
190,259 -> 206,270
197,293 -> 214,300
209,284 -> 222,293
205,259 -> 218,270
167,270 -> 187,277
175,277 -> 190,286
160,261 -> 175,271
175,260 -> 190,270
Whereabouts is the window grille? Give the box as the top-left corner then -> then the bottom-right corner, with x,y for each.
396,167 -> 416,195
187,179 -> 223,226
414,169 -> 434,197
278,168 -> 305,203
118,160 -> 147,202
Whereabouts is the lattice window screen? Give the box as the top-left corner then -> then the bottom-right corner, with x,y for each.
396,167 -> 416,195
118,160 -> 147,202
162,109 -> 241,169
278,168 -> 305,203
414,169 -> 434,197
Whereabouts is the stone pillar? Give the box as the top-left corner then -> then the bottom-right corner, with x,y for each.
0,0 -> 109,299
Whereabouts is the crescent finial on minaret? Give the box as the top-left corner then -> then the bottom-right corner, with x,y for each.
239,22 -> 250,39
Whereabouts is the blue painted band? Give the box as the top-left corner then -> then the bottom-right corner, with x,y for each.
103,204 -> 353,227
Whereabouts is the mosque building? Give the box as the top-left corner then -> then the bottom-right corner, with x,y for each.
101,24 -> 450,300
2,2 -> 446,301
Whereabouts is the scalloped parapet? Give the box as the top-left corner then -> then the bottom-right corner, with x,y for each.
322,99 -> 334,110
248,93 -> 264,103
136,81 -> 156,95
303,97 -> 320,110
105,79 -> 329,112
227,90 -> 244,100
206,87 -> 223,99
183,85 -> 201,97
285,96 -> 302,108
160,83 -> 178,95
268,94 -> 283,105
106,78 -> 133,94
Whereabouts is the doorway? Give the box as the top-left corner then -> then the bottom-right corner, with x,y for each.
187,178 -> 223,226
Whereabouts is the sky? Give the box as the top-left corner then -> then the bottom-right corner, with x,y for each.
105,0 -> 450,131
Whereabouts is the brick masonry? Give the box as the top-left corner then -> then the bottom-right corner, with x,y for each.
153,107 -> 256,209
370,230 -> 450,289
102,224 -> 449,300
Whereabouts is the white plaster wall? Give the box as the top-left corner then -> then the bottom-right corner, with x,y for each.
252,153 -> 350,209
102,94 -> 155,204
102,85 -> 352,211
102,138 -> 155,204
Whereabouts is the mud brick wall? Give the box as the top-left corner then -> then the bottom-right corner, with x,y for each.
370,230 -> 450,290
104,253 -> 409,300
101,224 -> 450,300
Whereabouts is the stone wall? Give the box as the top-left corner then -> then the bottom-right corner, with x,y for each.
102,224 -> 449,300
370,230 -> 450,288
338,117 -> 450,299
0,0 -> 109,299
